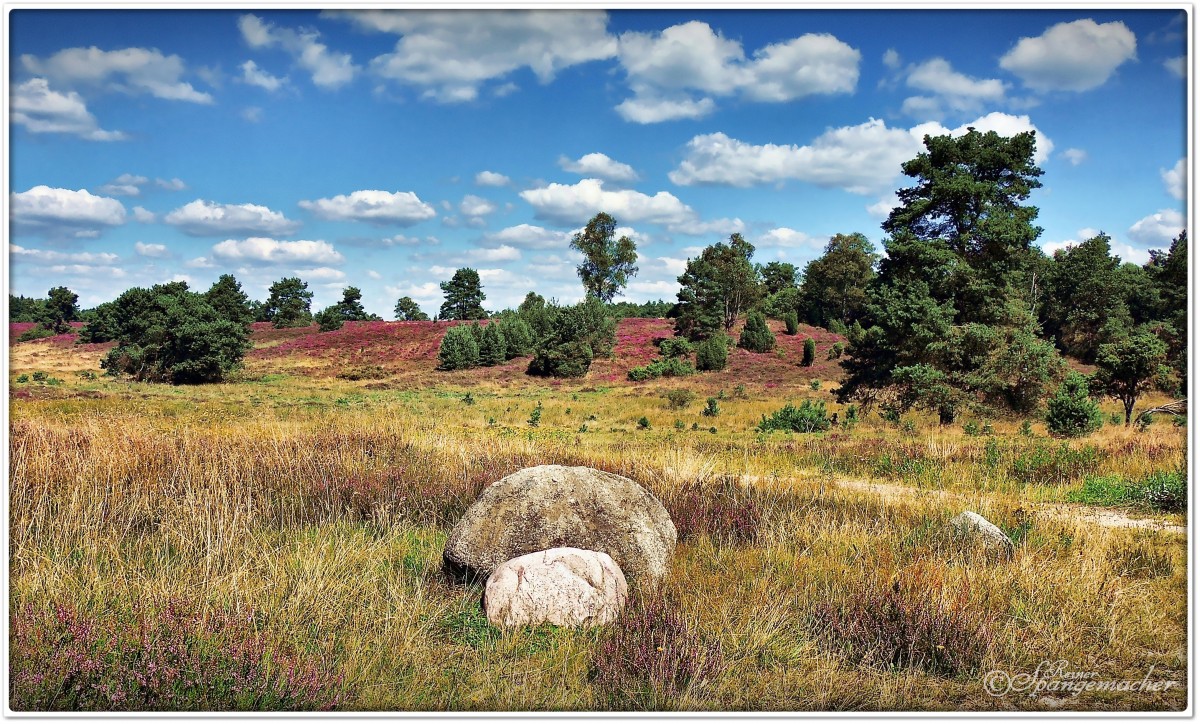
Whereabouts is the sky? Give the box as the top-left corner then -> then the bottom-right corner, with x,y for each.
6,7 -> 1190,317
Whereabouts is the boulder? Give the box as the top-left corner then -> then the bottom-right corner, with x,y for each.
444,465 -> 676,586
483,547 -> 628,628
949,511 -> 1015,560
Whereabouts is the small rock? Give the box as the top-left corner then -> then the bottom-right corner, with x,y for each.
949,511 -> 1016,560
483,547 -> 628,628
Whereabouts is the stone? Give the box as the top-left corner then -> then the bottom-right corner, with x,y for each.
483,547 -> 628,628
443,464 -> 676,586
949,510 -> 1016,560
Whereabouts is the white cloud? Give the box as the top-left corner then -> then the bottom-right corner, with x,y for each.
1164,56 -> 1185,78
669,113 -> 1052,193
98,173 -> 148,196
667,217 -> 745,236
866,194 -> 901,220
299,189 -> 437,226
241,106 -> 264,123
473,245 -> 521,262
1000,19 -> 1137,92
10,78 -> 126,141
520,178 -> 695,226
559,152 -> 639,184
239,59 -> 287,92
1061,148 -> 1088,166
1162,159 -> 1186,200
155,177 -> 187,191
883,49 -> 901,69
460,194 -> 497,218
11,186 -> 126,234
475,170 -> 511,187
134,241 -> 170,258
238,14 -> 357,89
294,266 -> 345,281
367,270 -> 382,280
10,244 -> 119,265
480,223 -> 574,250
186,256 -> 215,269
165,199 -> 301,237
901,57 -> 1008,119
758,227 -> 822,249
384,281 -> 441,307
1041,227 -> 1100,257
21,46 -> 213,103
212,237 -> 344,265
328,10 -> 616,102
132,206 -> 156,223
615,21 -> 859,123
1128,209 -> 1186,247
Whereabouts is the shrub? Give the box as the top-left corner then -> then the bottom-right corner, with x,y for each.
16,325 -> 55,343
738,311 -> 775,353
665,389 -> 698,410
529,340 -> 594,378
313,306 -> 345,332
528,402 -> 542,427
436,325 -> 481,370
479,322 -> 507,366
497,315 -> 534,358
757,400 -> 830,433
528,297 -> 615,378
15,374 -> 29,383
810,379 -> 821,391
591,596 -> 722,709
637,416 -> 651,430
657,336 -> 694,359
1044,372 -> 1102,438
695,334 -> 729,372
802,337 -> 816,367
783,313 -> 798,336
336,365 -> 388,381
702,397 -> 720,417
31,371 -> 48,382
628,357 -> 695,381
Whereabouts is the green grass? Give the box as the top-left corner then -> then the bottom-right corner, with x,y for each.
1067,469 -> 1187,512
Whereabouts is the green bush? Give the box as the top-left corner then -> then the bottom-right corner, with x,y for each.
15,374 -> 29,383
665,389 -> 698,409
17,325 -> 56,343
437,325 -> 481,371
637,416 -> 651,430
1045,372 -> 1102,438
479,322 -> 507,366
702,398 -> 720,417
529,341 -> 594,378
695,334 -> 729,372
802,337 -> 816,367
313,306 -> 344,332
528,402 -> 543,427
528,297 -> 614,378
628,357 -> 695,381
783,313 -> 798,336
738,311 -> 775,353
657,337 -> 694,359
497,315 -> 534,358
757,400 -> 831,433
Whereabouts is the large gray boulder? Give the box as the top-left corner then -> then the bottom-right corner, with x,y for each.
483,547 -> 628,628
443,465 -> 676,586
949,511 -> 1015,560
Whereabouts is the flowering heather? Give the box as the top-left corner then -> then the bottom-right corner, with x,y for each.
589,318 -> 676,383
10,599 -> 344,711
663,476 -> 763,544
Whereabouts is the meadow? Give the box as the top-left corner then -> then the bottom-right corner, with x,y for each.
8,318 -> 1188,711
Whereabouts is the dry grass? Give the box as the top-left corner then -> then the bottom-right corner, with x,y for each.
7,331 -> 1187,711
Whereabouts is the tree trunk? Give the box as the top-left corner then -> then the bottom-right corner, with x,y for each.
1124,398 -> 1135,427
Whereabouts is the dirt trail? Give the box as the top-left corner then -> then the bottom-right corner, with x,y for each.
735,474 -> 1187,535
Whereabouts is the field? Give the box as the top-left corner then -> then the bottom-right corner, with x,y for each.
8,319 -> 1188,711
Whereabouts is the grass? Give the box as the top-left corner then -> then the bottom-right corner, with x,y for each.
6,322 -> 1188,711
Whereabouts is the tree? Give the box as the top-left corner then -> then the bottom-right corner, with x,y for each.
41,286 -> 80,333
264,277 -> 314,328
10,294 -> 46,323
1092,331 -> 1170,426
496,314 -> 534,358
798,233 -> 877,328
479,322 -> 507,366
695,334 -> 729,372
334,286 -> 377,321
394,296 -> 429,321
759,261 -> 798,296
570,212 -> 638,302
204,274 -> 254,328
674,234 -> 761,341
1145,230 -> 1188,391
802,337 -> 816,367
527,297 -> 616,378
439,268 -> 488,320
437,325 -> 480,370
1044,372 -> 1102,438
1041,233 -> 1130,361
738,311 -> 775,352
517,292 -> 555,341
98,282 -> 250,383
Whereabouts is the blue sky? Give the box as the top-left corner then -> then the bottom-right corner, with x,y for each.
7,8 -> 1189,316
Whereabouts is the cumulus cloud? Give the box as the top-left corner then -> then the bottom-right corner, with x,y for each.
520,178 -> 695,226
866,194 -> 901,220
480,224 -> 574,250
999,19 -> 1137,92
97,173 -> 148,196
10,78 -> 126,141
294,266 -> 345,282
299,189 -> 437,226
11,186 -> 126,235
21,46 -> 213,103
669,112 -> 1052,194
1128,209 -> 1186,247
1162,159 -> 1186,200
757,227 -> 822,249
10,244 -> 120,265
460,194 -> 497,218
156,177 -> 187,191
165,199 -> 301,237
211,237 -> 344,265
132,206 -> 156,223
1061,148 -> 1089,166
901,57 -> 1008,119
615,21 -> 859,123
134,241 -> 170,258
558,152 -> 639,184
239,59 -> 287,92
667,217 -> 745,237
238,14 -> 356,89
475,170 -> 511,187
327,10 -> 616,102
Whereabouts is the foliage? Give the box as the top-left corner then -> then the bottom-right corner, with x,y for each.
784,313 -> 799,336
570,212 -> 639,302
527,297 -> 616,378
798,233 -> 877,328
694,334 -> 729,372
439,268 -> 488,320
1042,233 -> 1131,361
674,234 -> 761,340
1067,469 -> 1186,513
16,325 -> 56,343
393,296 -> 429,321
265,277 -> 314,328
436,324 -> 481,370
1092,331 -> 1170,425
9,294 -> 46,323
757,400 -> 831,433
41,286 -> 80,334
702,397 -> 720,417
203,274 -> 254,328
527,402 -> 542,427
628,357 -> 695,381
605,299 -> 675,319
665,389 -> 698,409
1044,372 -> 1103,438
495,314 -> 534,358
759,261 -> 798,296
479,322 -> 507,366
802,337 -> 816,366
737,311 -> 775,353
657,336 -> 694,359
